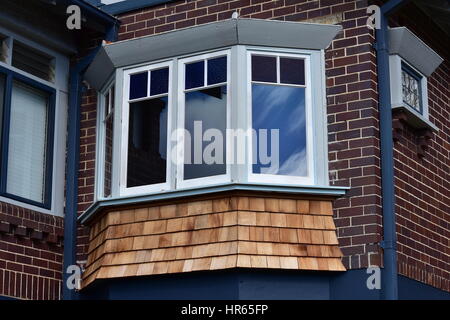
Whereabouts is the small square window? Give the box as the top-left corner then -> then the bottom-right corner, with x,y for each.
185,61 -> 204,90
129,72 -> 148,100
280,57 -> 305,85
12,41 -> 54,82
207,56 -> 227,85
150,67 -> 169,96
401,64 -> 422,113
251,55 -> 277,83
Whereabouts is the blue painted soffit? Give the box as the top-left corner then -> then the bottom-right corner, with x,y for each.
85,0 -> 176,15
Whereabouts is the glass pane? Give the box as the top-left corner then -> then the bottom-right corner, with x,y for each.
129,72 -> 148,100
104,90 -> 110,118
252,55 -> 277,83
185,61 -> 204,90
104,87 -> 114,198
207,56 -> 227,85
402,68 -> 421,112
7,81 -> 49,203
0,74 -> 5,144
252,84 -> 307,177
12,41 -> 53,82
150,67 -> 169,96
280,57 -> 305,85
184,86 -> 227,180
127,97 -> 168,188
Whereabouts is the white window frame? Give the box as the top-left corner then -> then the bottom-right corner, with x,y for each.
95,78 -> 115,201
389,55 -> 429,119
245,49 -> 315,186
176,50 -> 232,190
0,25 -> 68,216
98,46 -> 329,200
120,60 -> 174,197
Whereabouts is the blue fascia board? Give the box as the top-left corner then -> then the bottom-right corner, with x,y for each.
98,0 -> 176,15
69,0 -> 118,25
78,183 -> 349,225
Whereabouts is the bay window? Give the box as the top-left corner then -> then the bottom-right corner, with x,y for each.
88,19 -> 343,203
96,46 -> 325,199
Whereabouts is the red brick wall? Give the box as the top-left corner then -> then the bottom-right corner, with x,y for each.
390,3 -> 450,292
0,202 -> 64,299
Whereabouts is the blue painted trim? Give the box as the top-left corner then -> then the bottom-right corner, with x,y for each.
62,18 -> 119,301
98,0 -> 176,15
69,0 -> 118,25
376,0 -> 411,300
78,183 -> 349,224
380,0 -> 410,15
0,65 -> 56,209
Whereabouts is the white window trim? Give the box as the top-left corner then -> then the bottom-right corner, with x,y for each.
98,46 -> 328,200
176,50 -> 232,190
0,25 -> 69,216
389,54 -> 429,119
245,50 -> 315,186
120,60 -> 173,197
95,77 -> 114,202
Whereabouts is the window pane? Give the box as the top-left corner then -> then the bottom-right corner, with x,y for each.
402,68 -> 421,112
104,113 -> 114,197
184,86 -> 226,180
280,58 -> 305,85
129,72 -> 148,100
104,87 -> 114,198
7,81 -> 49,203
252,55 -> 277,83
127,97 -> 168,187
207,56 -> 227,85
0,74 -> 5,144
252,84 -> 307,177
12,41 -> 54,82
185,61 -> 204,90
150,67 -> 169,96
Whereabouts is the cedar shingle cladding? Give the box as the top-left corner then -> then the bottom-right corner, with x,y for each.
82,195 -> 345,287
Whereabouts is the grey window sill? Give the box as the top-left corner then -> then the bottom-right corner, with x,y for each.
78,182 -> 349,224
392,104 -> 439,132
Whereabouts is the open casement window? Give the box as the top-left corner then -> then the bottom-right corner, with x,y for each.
247,51 -> 314,185
177,50 -> 231,189
121,61 -> 172,196
0,67 -> 55,208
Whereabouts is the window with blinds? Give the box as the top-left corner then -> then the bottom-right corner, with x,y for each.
12,41 -> 55,82
6,81 -> 50,204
